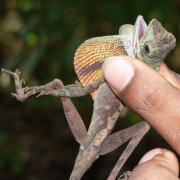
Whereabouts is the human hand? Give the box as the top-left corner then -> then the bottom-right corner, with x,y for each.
129,148 -> 179,180
103,56 -> 180,154
103,56 -> 180,179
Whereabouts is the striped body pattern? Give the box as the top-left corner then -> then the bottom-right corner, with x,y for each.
74,34 -> 134,94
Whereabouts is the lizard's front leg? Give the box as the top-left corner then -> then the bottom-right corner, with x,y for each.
61,96 -> 88,145
1,68 -> 103,101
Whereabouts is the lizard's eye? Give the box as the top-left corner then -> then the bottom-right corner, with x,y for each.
144,44 -> 150,54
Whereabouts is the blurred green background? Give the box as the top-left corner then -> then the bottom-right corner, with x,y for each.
0,0 -> 179,179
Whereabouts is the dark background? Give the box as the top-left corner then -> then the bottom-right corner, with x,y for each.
0,0 -> 179,179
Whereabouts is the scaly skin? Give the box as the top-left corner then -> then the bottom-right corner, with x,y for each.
1,15 -> 176,179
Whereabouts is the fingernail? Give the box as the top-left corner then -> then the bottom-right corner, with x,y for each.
139,148 -> 164,164
103,56 -> 134,91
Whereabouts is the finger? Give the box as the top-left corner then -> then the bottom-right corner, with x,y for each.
129,148 -> 179,180
103,56 -> 180,154
139,148 -> 179,176
159,63 -> 180,89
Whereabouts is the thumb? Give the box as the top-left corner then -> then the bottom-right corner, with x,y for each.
129,148 -> 179,180
103,56 -> 180,154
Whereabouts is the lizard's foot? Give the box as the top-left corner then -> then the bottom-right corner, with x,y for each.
1,68 -> 64,101
24,79 -> 64,97
118,171 -> 131,180
1,68 -> 27,102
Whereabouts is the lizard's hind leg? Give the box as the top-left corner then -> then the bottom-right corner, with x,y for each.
69,83 -> 124,180
99,121 -> 150,180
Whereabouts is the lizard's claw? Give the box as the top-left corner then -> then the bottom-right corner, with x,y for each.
15,68 -> 21,75
28,79 -> 64,97
24,86 -> 50,97
36,89 -> 52,97
11,92 -> 18,98
75,80 -> 81,86
24,86 -> 39,93
1,68 -> 16,77
118,171 -> 131,180
1,68 -> 65,100
1,68 -> 28,101
21,79 -> 26,85
35,79 -> 64,97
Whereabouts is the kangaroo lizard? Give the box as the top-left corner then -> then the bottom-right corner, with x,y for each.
1,15 -> 176,180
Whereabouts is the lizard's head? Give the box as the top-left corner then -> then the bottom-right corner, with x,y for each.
133,15 -> 176,70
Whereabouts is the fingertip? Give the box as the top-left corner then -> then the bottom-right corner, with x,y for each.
138,148 -> 164,164
139,148 -> 179,176
103,56 -> 135,92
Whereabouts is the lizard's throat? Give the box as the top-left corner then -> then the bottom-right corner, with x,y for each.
120,33 -> 135,58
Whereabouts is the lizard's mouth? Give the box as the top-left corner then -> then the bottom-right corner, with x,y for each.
133,15 -> 147,55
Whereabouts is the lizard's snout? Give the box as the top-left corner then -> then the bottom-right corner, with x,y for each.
150,19 -> 176,58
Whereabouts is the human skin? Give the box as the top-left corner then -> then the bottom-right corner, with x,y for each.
129,148 -> 179,180
102,56 -> 180,179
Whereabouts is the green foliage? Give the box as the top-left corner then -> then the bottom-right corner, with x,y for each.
0,132 -> 27,175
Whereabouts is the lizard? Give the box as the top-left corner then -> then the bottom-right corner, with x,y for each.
1,15 -> 176,180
